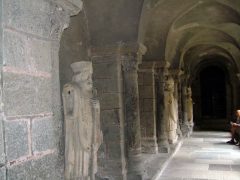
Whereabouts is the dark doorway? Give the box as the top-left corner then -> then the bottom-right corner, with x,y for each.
200,66 -> 226,119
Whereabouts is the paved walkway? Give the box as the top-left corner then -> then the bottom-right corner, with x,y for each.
159,131 -> 240,180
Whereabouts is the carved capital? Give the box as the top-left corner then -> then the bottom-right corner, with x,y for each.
50,0 -> 83,16
47,0 -> 84,40
122,58 -> 139,72
169,69 -> 184,83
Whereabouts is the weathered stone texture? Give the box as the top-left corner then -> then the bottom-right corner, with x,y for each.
99,93 -> 122,110
0,118 -> 5,165
139,69 -> 158,154
0,0 -> 3,65
139,85 -> 154,98
7,154 -> 63,180
3,29 -> 52,72
0,167 -> 6,180
4,120 -> 29,161
32,117 -> 57,153
92,55 -> 126,180
93,60 -> 120,79
3,0 -> 57,39
3,73 -> 52,117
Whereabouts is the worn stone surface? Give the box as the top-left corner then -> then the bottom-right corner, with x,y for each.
92,54 -> 127,180
4,120 -> 29,161
2,72 -> 52,117
139,68 -> 158,154
3,29 -> 52,72
3,0 -> 60,39
0,167 -> 6,180
0,117 -> 5,165
63,61 -> 102,180
7,153 -> 63,180
32,116 -> 58,152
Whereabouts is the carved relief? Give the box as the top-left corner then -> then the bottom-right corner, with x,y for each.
62,62 -> 103,180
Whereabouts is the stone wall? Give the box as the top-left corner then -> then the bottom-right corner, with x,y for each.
0,0 -> 82,179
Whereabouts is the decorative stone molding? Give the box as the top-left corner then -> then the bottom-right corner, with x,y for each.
48,0 -> 84,41
122,58 -> 139,72
169,69 -> 184,83
50,0 -> 83,16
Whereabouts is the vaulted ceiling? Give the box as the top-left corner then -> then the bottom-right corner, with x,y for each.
141,0 -> 240,73
83,0 -> 240,73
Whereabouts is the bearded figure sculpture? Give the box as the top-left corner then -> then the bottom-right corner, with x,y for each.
164,77 -> 178,144
62,61 -> 103,180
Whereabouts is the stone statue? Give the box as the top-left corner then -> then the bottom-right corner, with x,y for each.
186,87 -> 194,133
164,77 -> 178,144
182,86 -> 194,137
62,61 -> 103,180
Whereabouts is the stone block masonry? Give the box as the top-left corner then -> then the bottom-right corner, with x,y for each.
92,52 -> 127,180
138,64 -> 158,154
0,0 -> 82,179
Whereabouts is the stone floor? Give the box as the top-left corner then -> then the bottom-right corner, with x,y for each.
158,131 -> 240,180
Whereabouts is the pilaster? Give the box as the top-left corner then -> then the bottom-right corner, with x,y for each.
138,62 -> 158,154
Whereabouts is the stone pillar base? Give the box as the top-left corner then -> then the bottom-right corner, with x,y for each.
141,137 -> 158,154
127,152 -> 144,180
181,121 -> 194,137
158,146 -> 170,153
158,140 -> 170,153
168,131 -> 178,144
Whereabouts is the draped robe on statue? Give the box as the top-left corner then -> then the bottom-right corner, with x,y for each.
62,61 -> 102,180
63,83 -> 93,180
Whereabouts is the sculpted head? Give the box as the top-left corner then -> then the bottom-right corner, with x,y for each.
164,77 -> 174,92
187,87 -> 192,97
71,61 -> 93,92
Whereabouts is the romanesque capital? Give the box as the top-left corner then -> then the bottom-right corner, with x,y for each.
47,0 -> 84,40
169,69 -> 184,83
121,43 -> 147,72
121,58 -> 139,72
50,0 -> 83,16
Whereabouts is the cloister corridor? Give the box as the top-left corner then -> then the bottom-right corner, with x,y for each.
1,0 -> 240,179
156,131 -> 240,180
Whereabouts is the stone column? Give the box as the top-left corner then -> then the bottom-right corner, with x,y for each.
155,62 -> 170,153
138,62 -> 158,154
121,43 -> 146,180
